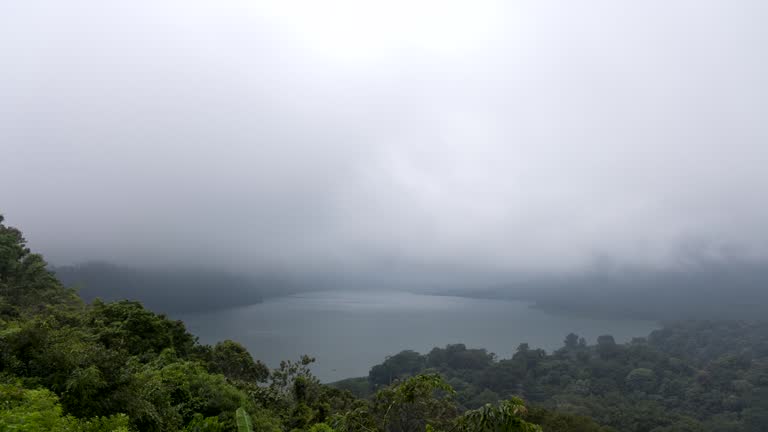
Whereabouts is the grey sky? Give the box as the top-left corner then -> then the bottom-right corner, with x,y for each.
2,1 -> 767,278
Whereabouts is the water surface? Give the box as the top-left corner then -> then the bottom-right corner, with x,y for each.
178,291 -> 658,382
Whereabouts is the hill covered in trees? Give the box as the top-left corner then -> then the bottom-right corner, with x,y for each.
52,262 -> 296,313
333,323 -> 768,431
444,266 -> 768,321
0,215 -> 597,431
3,214 -> 768,432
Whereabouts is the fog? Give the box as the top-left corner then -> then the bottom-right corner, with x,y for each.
2,1 -> 768,287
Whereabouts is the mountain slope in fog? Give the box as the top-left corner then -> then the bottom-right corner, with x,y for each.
53,262 -> 297,313
442,261 -> 768,321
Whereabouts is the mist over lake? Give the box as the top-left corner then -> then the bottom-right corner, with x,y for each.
177,291 -> 658,382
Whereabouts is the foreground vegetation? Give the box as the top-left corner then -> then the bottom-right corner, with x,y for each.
2,214 -> 768,431
0,215 -> 580,431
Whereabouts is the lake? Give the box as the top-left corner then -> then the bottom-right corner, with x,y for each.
177,291 -> 658,382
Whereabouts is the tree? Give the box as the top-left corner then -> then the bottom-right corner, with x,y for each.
372,374 -> 458,432
210,340 -> 269,383
0,382 -> 130,432
129,358 -> 248,431
625,368 -> 656,393
596,335 -> 618,359
369,350 -> 426,386
564,333 -> 580,349
456,397 -> 542,432
0,215 -> 76,313
86,299 -> 197,358
427,344 -> 495,370
596,335 -> 615,346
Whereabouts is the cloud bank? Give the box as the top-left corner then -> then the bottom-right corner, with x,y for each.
2,1 -> 768,281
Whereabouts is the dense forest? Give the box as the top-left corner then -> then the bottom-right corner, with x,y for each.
2,214 -> 768,431
334,321 -> 768,431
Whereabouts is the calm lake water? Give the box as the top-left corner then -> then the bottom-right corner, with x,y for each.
178,291 -> 658,382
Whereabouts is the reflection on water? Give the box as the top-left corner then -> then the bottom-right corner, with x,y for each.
178,291 -> 658,382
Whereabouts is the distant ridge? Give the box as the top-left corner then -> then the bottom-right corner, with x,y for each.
53,261 -> 297,313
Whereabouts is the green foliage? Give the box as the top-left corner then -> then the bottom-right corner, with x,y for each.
0,215 -> 78,316
369,350 -> 426,386
74,414 -> 132,432
235,407 -> 253,432
456,398 -> 542,432
331,377 -> 371,399
625,368 -> 655,392
87,299 -> 197,358
373,374 -> 458,432
0,382 -> 130,432
427,344 -> 495,371
0,383 -> 72,431
184,413 -> 226,432
247,407 -> 283,432
359,322 -> 768,432
209,340 -> 269,383
524,407 -> 615,432
271,355 -> 318,395
309,422 -> 336,432
128,357 -> 247,431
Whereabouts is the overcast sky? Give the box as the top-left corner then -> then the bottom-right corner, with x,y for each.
2,1 -> 767,279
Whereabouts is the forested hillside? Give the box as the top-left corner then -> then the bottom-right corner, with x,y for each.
335,323 -> 768,431
0,216 -> 588,431
439,266 -> 768,321
52,262 -> 292,313
3,214 -> 768,432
